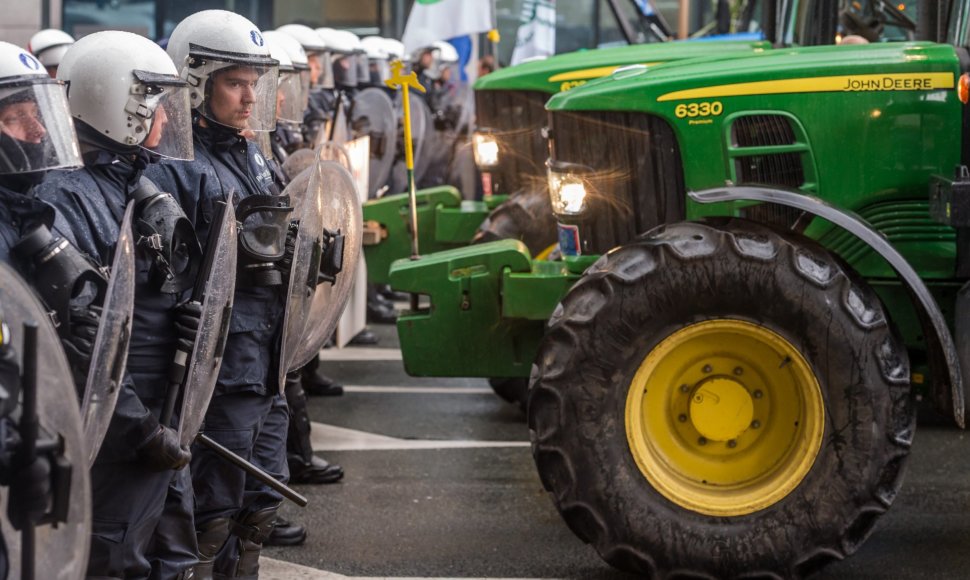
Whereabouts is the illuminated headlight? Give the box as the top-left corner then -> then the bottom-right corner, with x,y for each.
472,131 -> 500,168
548,168 -> 589,215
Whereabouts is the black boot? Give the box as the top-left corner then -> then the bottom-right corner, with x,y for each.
284,372 -> 345,485
302,358 -> 343,396
264,515 -> 307,547
367,285 -> 397,324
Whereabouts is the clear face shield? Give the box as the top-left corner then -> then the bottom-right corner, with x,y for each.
276,68 -> 307,124
317,51 -> 335,90
130,70 -> 194,160
188,50 -> 280,132
332,52 -> 358,88
369,58 -> 391,85
0,78 -> 80,175
355,51 -> 369,84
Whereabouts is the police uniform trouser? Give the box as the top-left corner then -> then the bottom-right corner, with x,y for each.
191,392 -> 289,579
88,397 -> 198,580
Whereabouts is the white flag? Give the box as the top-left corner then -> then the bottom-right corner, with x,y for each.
402,0 -> 494,54
511,0 -> 556,65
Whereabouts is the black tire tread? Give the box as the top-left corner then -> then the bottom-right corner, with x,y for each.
527,219 -> 914,579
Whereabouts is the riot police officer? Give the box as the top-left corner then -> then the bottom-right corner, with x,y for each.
27,28 -> 74,78
0,42 -> 86,579
144,10 -> 298,578
30,30 -> 203,579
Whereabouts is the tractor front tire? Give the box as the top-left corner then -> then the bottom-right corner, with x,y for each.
528,219 -> 915,578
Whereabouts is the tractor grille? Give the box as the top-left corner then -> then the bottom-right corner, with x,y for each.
549,110 -> 685,253
475,89 -> 549,195
731,114 -> 797,147
735,153 -> 805,188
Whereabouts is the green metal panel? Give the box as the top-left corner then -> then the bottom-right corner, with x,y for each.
502,260 -> 581,320
435,201 -> 494,244
391,240 -> 570,378
474,40 -> 772,95
547,42 -> 962,283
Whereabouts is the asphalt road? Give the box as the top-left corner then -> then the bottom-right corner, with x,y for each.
263,322 -> 970,579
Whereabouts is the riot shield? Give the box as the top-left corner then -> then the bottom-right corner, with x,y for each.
290,161 -> 362,369
0,263 -> 91,580
409,93 -> 434,184
317,142 -> 352,172
81,203 -> 136,467
282,149 -> 318,182
351,87 -> 397,198
278,153 -> 326,390
176,202 -> 238,448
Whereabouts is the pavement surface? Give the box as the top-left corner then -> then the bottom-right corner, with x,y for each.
262,321 -> 970,579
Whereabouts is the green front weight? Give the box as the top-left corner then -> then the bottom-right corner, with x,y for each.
390,239 -> 579,378
361,186 -> 509,284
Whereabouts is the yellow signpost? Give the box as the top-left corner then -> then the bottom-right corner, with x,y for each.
385,60 -> 427,260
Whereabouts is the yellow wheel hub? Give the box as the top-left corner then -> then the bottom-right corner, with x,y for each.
625,320 -> 825,517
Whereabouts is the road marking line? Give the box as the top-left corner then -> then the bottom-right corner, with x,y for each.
318,348 -> 403,361
310,422 -> 529,451
259,557 -> 549,580
344,385 -> 493,394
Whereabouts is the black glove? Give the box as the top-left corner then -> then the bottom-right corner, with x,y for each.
137,425 -> 191,472
7,455 -> 52,530
278,222 -> 299,284
61,305 -> 101,387
174,299 -> 203,352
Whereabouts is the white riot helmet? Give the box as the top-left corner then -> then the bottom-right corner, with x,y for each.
381,38 -> 406,62
263,30 -> 310,124
360,36 -> 391,85
58,31 -> 194,160
421,40 -> 460,82
167,10 -> 280,132
0,41 -> 81,175
276,24 -> 328,88
316,28 -> 360,89
27,29 -> 75,75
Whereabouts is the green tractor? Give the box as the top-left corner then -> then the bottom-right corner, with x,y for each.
387,0 -> 920,408
390,0 -> 968,575
361,1 -> 772,288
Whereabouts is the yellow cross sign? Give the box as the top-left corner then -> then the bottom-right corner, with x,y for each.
385,60 -> 426,172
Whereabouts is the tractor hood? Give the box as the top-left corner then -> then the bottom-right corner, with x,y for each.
547,42 -> 959,113
474,40 -> 772,95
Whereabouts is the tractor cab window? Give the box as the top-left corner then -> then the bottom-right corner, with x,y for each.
784,0 -> 918,45
946,0 -> 970,47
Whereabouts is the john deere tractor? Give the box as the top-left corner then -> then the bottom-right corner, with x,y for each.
361,0 -> 772,288
391,0 -> 967,575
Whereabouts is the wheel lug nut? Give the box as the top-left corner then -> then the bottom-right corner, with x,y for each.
727,440 -> 737,448
679,384 -> 690,393
678,414 -> 687,423
751,420 -> 761,429
702,365 -> 712,373
698,436 -> 707,445
733,367 -> 743,375
753,390 -> 763,399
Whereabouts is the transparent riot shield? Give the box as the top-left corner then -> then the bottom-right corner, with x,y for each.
81,203 -> 136,467
0,263 -> 90,580
351,87 -> 397,197
176,202 -> 238,448
278,153 -> 326,390
290,160 -> 362,368
409,92 -> 434,184
282,149 -> 318,182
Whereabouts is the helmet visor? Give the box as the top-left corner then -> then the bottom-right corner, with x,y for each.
332,54 -> 358,88
277,70 -> 306,124
356,53 -> 369,84
369,59 -> 390,85
141,84 -> 194,161
318,52 -> 335,90
202,62 -> 281,132
0,80 -> 80,175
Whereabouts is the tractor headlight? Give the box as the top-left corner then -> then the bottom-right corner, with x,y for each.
472,131 -> 500,168
547,163 -> 591,215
